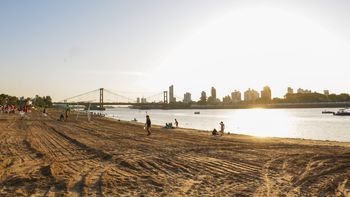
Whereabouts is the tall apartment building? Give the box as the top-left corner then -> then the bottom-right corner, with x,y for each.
244,88 -> 259,101
169,85 -> 176,103
260,86 -> 272,101
183,92 -> 192,103
231,90 -> 242,103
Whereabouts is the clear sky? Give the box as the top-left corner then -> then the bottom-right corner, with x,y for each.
1,0 -> 350,101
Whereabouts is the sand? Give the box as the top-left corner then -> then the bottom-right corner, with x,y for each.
1,110 -> 350,196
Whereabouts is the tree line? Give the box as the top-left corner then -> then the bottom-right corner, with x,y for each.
0,94 -> 53,107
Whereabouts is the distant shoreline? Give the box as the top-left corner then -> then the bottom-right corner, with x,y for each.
130,102 -> 350,110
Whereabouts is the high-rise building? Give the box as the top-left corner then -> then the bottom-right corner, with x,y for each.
244,88 -> 259,101
207,87 -> 219,103
324,90 -> 330,95
260,86 -> 272,101
141,98 -> 147,103
183,92 -> 192,103
222,95 -> 231,104
169,85 -> 176,103
211,87 -> 217,100
137,97 -> 140,103
200,91 -> 207,102
287,87 -> 294,94
231,90 -> 242,103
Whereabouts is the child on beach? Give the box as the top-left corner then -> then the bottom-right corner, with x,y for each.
145,115 -> 152,136
175,119 -> 178,128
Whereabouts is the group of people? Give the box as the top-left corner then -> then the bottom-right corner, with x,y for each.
144,115 -> 225,137
212,121 -> 225,136
0,105 -> 17,113
0,105 -> 31,114
144,116 -> 179,136
58,108 -> 70,121
163,118 -> 179,129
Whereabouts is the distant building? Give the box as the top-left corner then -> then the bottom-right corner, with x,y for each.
183,92 -> 192,103
324,90 -> 330,95
244,88 -> 259,101
222,95 -> 231,104
137,97 -> 140,103
200,91 -> 207,102
287,87 -> 294,94
141,98 -> 147,103
207,87 -> 220,103
231,90 -> 242,103
260,86 -> 272,101
169,85 -> 176,103
211,87 -> 217,100
297,88 -> 312,94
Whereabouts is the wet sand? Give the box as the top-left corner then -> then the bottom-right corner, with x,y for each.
1,110 -> 350,196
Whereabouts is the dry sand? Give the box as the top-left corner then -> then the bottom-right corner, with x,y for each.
1,110 -> 350,196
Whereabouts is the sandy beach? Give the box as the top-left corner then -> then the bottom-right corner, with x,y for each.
1,110 -> 350,196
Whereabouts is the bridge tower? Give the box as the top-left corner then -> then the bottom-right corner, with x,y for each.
99,88 -> 104,108
163,91 -> 168,104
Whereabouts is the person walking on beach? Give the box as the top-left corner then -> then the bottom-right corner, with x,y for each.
145,115 -> 152,136
175,119 -> 178,128
65,108 -> 69,120
219,121 -> 225,136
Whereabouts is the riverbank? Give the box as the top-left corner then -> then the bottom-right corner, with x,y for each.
130,101 -> 350,110
1,110 -> 350,196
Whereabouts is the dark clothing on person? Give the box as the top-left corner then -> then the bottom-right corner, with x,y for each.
146,118 -> 151,127
145,116 -> 151,136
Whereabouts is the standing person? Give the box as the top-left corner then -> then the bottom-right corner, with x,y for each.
219,121 -> 225,136
175,119 -> 178,128
65,108 -> 69,120
145,115 -> 152,136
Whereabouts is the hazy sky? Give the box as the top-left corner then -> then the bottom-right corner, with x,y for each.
1,0 -> 350,101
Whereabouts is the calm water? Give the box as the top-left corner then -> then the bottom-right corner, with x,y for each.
96,107 -> 350,142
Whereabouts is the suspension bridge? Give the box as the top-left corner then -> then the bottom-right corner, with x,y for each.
53,88 -> 183,109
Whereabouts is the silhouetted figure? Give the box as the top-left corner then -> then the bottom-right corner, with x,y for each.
65,109 -> 69,120
59,114 -> 65,121
145,115 -> 152,136
212,128 -> 218,136
175,119 -> 178,128
220,121 -> 225,136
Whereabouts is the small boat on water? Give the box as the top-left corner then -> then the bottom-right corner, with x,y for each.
333,108 -> 350,116
322,110 -> 334,114
194,111 -> 200,114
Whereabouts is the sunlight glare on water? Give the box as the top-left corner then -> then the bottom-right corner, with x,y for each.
231,108 -> 295,138
100,108 -> 350,142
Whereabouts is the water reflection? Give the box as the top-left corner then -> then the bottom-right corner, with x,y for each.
101,108 -> 350,142
231,109 -> 295,138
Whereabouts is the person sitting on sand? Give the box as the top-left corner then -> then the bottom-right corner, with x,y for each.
59,114 -> 65,121
163,123 -> 174,129
212,128 -> 218,136
219,121 -> 225,136
175,119 -> 178,128
145,115 -> 152,136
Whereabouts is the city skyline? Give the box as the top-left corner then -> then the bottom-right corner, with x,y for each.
1,1 -> 350,101
134,84 -> 339,103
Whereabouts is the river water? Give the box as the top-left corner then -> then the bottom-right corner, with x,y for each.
96,107 -> 350,142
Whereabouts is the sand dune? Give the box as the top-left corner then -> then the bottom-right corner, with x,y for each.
1,110 -> 350,196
